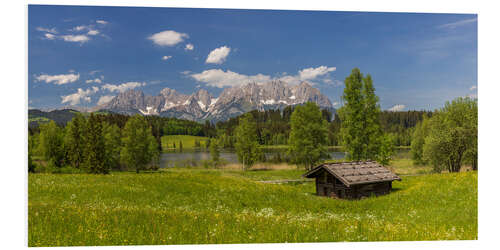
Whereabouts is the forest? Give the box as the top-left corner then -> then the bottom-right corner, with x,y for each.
214,108 -> 431,148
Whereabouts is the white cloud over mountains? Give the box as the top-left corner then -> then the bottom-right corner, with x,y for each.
61,87 -> 99,105
205,46 -> 231,64
148,30 -> 188,46
299,66 -> 336,81
102,82 -> 146,93
190,65 -> 337,88
36,73 -> 80,85
191,69 -> 271,88
388,104 -> 406,112
97,95 -> 115,105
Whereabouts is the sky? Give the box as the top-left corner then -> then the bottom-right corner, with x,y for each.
28,5 -> 477,111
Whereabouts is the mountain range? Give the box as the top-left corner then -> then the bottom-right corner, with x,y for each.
92,80 -> 333,122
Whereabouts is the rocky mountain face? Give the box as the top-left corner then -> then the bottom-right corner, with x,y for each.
94,80 -> 334,121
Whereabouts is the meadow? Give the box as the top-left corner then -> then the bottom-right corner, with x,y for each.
28,168 -> 477,246
161,135 -> 209,150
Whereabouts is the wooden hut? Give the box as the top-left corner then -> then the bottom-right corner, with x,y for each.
303,161 -> 401,199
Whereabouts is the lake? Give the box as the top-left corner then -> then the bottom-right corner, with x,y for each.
160,147 -> 411,168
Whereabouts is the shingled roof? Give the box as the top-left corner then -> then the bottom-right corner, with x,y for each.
303,161 -> 401,187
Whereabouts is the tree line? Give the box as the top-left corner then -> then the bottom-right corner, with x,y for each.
29,114 -> 160,174
213,105 -> 430,149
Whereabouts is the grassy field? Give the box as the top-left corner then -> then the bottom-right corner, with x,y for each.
28,168 -> 477,246
161,135 -> 209,150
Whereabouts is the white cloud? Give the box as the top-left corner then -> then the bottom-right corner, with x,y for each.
206,46 -> 231,64
35,73 -> 80,85
36,27 -> 57,33
44,33 -> 56,40
470,85 -> 477,91
191,69 -> 271,88
277,66 -> 337,85
87,29 -> 100,36
298,66 -> 336,81
388,104 -> 406,112
437,18 -> 477,29
323,78 -> 343,87
190,65 -> 337,88
148,30 -> 188,46
60,34 -> 90,43
333,102 -> 340,107
72,25 -> 88,32
162,55 -> 172,61
86,78 -> 102,84
61,87 -> 99,105
97,95 -> 115,105
185,43 -> 194,51
96,20 -> 108,25
102,82 -> 146,93
89,70 -> 101,75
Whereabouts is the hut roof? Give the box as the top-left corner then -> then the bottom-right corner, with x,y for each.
303,161 -> 401,187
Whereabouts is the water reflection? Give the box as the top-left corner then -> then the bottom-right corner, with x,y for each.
160,148 -> 415,168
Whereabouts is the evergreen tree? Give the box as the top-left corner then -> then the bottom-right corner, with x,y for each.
121,115 -> 159,173
63,114 -> 86,169
84,113 -> 108,174
288,102 -> 329,170
38,120 -> 64,168
103,122 -> 121,170
234,113 -> 261,170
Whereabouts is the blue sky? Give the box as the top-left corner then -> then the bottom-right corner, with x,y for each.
28,5 -> 477,111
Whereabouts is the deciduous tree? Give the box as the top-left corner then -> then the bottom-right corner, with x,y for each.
288,102 -> 329,170
38,120 -> 64,168
338,68 -> 383,161
121,115 -> 159,173
234,113 -> 261,170
423,97 -> 477,172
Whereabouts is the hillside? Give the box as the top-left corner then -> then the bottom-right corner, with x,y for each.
28,109 -> 79,127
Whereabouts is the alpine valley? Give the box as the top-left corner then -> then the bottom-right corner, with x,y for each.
92,81 -> 334,122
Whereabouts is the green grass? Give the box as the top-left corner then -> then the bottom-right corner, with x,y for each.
161,135 -> 209,150
28,169 -> 477,246
388,158 -> 433,175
